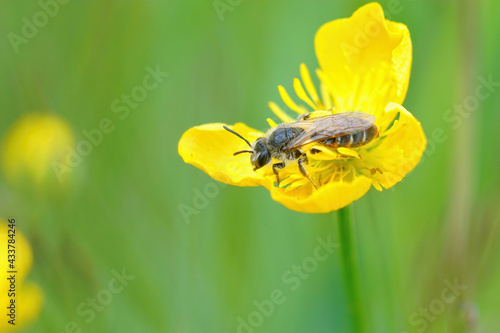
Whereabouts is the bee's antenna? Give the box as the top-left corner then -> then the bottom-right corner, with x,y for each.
233,150 -> 253,156
223,126 -> 252,147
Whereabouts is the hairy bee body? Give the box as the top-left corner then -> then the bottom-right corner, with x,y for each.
264,125 -> 304,165
224,111 -> 378,188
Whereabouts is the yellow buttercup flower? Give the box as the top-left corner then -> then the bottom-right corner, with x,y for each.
2,113 -> 75,188
0,220 -> 43,331
178,3 -> 426,213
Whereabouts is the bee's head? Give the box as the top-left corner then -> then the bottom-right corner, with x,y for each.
250,138 -> 271,170
223,126 -> 271,171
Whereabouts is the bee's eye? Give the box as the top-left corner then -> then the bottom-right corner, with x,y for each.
256,151 -> 270,168
251,139 -> 270,170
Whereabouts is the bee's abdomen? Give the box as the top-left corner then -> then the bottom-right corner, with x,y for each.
322,125 -> 378,148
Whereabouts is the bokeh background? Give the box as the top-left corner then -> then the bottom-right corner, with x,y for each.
0,0 -> 499,332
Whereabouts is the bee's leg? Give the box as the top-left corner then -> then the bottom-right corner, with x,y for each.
272,162 -> 286,186
298,156 -> 318,189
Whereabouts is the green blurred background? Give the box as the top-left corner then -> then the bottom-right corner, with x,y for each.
1,0 -> 499,332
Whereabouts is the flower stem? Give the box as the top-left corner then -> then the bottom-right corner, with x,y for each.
337,205 -> 364,333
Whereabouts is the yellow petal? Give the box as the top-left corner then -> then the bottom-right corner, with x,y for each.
178,123 -> 264,186
358,103 -> 426,189
315,2 -> 411,114
269,175 -> 372,213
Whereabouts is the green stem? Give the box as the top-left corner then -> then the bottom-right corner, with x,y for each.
337,205 -> 364,333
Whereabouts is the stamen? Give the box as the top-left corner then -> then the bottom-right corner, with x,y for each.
286,178 -> 310,191
337,147 -> 360,159
317,69 -> 342,111
266,118 -> 278,127
293,78 -> 317,110
278,86 -> 307,115
300,63 -> 324,109
320,81 -> 333,110
267,102 -> 294,123
372,181 -> 383,191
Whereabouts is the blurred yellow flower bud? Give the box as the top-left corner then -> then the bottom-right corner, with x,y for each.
0,219 -> 43,331
1,113 -> 75,188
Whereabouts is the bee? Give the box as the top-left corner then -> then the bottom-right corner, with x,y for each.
223,111 -> 378,188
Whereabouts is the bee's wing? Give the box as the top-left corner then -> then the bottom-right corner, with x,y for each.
285,112 -> 375,149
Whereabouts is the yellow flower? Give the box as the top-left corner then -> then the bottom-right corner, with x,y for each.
178,2 -> 426,213
2,113 -> 75,188
0,220 -> 43,331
